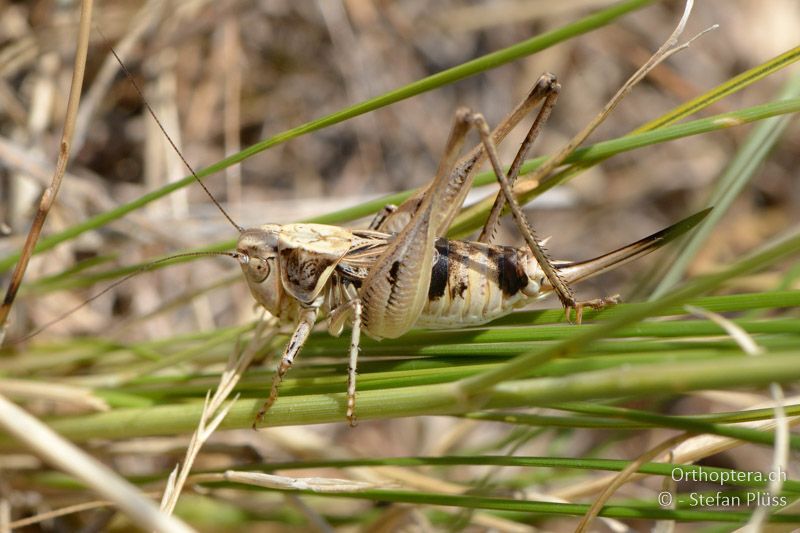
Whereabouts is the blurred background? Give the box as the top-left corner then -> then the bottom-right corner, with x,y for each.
0,1 -> 798,530
1,0 -> 798,339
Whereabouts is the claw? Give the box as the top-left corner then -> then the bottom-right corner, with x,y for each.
252,406 -> 267,430
564,295 -> 620,325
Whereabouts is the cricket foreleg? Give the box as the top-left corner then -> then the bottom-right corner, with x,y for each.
253,306 -> 319,428
478,76 -> 560,244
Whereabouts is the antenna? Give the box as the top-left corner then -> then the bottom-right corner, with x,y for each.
8,251 -> 246,344
107,46 -> 244,233
5,37 -> 253,345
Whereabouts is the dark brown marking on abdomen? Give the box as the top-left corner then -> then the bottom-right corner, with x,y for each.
428,239 -> 449,300
496,246 -> 529,297
388,261 -> 401,285
446,240 -> 470,299
428,238 -> 529,302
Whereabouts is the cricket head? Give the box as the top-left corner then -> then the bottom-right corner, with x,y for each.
236,224 -> 284,316
236,223 -> 353,316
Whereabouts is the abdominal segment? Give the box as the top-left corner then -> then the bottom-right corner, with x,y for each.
416,238 -> 545,329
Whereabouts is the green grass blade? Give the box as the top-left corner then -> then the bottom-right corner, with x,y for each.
649,72 -> 800,298
3,350 -> 797,445
638,44 -> 800,131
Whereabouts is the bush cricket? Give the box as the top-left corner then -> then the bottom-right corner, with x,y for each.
231,74 -> 709,427
113,67 -> 706,427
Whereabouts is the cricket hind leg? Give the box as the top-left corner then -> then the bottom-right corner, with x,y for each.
253,306 -> 319,428
477,75 -> 560,244
358,108 -> 475,340
464,111 -> 616,323
371,73 -> 560,236
571,295 -> 620,324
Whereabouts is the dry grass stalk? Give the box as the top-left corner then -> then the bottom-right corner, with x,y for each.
0,395 -> 194,532
159,316 -> 277,515
0,0 -> 94,338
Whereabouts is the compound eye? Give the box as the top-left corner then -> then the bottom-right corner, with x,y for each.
249,257 -> 271,282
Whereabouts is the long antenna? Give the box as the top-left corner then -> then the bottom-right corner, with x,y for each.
9,251 -> 246,344
107,46 -> 244,233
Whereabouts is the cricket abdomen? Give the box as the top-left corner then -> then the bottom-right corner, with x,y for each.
415,238 -> 546,328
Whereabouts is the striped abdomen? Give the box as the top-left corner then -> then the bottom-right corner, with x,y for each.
415,238 -> 546,329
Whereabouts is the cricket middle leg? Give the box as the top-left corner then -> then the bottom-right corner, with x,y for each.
326,298 -> 363,426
